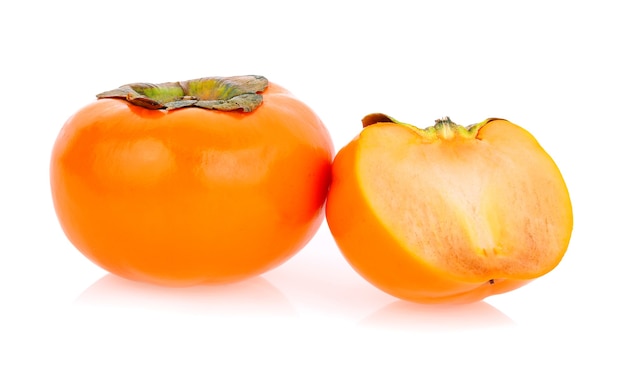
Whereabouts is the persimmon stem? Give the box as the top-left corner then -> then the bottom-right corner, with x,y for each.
96,75 -> 269,112
434,116 -> 454,124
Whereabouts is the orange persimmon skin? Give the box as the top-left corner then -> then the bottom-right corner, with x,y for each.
50,83 -> 334,286
326,118 -> 572,304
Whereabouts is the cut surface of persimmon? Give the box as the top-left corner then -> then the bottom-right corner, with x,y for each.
326,113 -> 573,304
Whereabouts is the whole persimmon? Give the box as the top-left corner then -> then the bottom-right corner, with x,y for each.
50,75 -> 334,286
326,113 -> 573,304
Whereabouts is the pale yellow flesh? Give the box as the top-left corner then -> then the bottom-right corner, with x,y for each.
357,120 -> 573,282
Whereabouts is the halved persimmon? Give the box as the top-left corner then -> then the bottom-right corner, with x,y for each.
326,113 -> 573,304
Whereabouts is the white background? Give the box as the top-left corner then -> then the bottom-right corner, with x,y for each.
2,0 -> 624,364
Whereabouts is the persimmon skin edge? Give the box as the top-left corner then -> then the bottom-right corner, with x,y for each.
326,116 -> 572,304
50,81 -> 334,286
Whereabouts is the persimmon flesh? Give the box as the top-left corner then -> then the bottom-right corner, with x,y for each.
50,76 -> 334,286
326,114 -> 573,304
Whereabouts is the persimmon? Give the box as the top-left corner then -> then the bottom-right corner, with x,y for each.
326,113 -> 573,304
50,75 -> 334,286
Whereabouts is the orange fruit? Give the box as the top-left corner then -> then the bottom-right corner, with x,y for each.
326,113 -> 573,303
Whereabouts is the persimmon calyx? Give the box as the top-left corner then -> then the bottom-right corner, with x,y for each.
96,75 -> 269,112
361,113 -> 498,141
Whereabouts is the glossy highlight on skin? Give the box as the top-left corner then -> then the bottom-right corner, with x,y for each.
50,82 -> 334,286
326,115 -> 573,304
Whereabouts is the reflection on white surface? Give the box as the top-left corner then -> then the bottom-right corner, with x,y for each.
360,300 -> 515,331
75,274 -> 296,317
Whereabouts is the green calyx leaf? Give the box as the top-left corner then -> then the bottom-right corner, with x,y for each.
361,113 -> 491,141
96,75 -> 269,112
